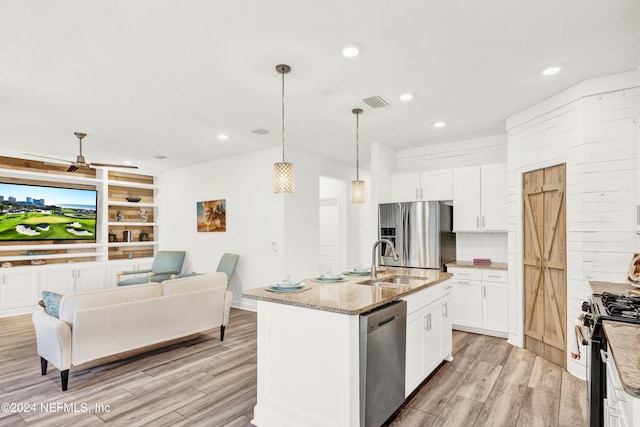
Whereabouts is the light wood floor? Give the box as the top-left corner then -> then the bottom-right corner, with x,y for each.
0,309 -> 586,426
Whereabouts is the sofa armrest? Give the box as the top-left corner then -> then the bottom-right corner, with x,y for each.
32,311 -> 72,372
117,269 -> 153,284
222,290 -> 233,327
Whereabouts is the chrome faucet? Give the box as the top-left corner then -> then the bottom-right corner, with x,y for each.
371,239 -> 399,278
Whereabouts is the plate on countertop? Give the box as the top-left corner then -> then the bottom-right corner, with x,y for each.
265,284 -> 311,293
274,280 -> 304,289
311,276 -> 349,283
343,269 -> 370,276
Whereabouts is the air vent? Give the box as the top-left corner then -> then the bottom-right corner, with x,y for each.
362,96 -> 389,109
251,128 -> 270,135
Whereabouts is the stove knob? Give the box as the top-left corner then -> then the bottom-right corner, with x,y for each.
581,301 -> 591,313
583,315 -> 593,328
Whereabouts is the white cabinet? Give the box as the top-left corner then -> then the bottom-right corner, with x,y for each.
452,163 -> 507,232
40,263 -> 106,295
448,266 -> 508,337
449,268 -> 482,328
403,282 -> 452,397
481,270 -> 508,334
602,348 -> 640,427
391,169 -> 453,202
0,268 -> 39,310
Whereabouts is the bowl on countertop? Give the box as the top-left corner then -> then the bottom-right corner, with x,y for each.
126,196 -> 142,203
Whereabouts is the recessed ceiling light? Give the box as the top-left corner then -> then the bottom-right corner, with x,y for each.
541,64 -> 563,76
154,155 -> 167,160
342,43 -> 362,58
217,134 -> 229,140
123,160 -> 133,165
434,121 -> 447,128
399,93 -> 414,101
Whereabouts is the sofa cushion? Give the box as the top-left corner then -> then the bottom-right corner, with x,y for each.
42,291 -> 63,318
161,272 -> 228,295
58,284 -> 163,326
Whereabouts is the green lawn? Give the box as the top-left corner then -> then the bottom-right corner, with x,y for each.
0,211 -> 96,240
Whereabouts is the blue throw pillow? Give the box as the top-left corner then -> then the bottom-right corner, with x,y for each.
42,291 -> 63,318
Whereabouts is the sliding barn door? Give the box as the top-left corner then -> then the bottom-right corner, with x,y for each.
523,164 -> 567,368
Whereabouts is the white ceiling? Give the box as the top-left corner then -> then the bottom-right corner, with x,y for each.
1,1 -> 639,172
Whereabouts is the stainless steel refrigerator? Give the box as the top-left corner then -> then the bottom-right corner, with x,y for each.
378,201 -> 455,270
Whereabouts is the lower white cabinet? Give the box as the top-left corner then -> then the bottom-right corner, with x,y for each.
603,348 -> 640,427
41,264 -> 107,295
0,268 -> 39,310
403,283 -> 452,397
448,266 -> 508,337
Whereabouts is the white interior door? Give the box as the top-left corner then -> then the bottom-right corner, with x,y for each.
319,197 -> 341,274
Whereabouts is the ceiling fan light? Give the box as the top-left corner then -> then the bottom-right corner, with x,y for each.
274,162 -> 294,193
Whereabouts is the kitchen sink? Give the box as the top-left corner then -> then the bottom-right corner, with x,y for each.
357,275 -> 428,287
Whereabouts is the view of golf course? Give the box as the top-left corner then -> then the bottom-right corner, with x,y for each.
0,207 -> 96,241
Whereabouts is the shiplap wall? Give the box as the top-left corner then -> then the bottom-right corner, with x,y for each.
396,134 -> 507,171
507,80 -> 640,378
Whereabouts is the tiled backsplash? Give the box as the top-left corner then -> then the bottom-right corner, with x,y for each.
456,232 -> 508,263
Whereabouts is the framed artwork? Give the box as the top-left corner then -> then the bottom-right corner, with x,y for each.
197,199 -> 226,232
627,253 -> 640,288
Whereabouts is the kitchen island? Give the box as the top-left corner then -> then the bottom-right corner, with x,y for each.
243,268 -> 452,427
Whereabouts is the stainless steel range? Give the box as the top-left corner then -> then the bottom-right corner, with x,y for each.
581,292 -> 640,426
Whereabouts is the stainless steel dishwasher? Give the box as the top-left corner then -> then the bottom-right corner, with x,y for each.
359,299 -> 407,427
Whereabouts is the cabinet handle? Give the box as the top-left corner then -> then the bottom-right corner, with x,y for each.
476,217 -> 480,228
457,280 -> 472,285
457,272 -> 469,276
484,287 -> 486,298
443,303 -> 448,318
482,216 -> 485,227
487,275 -> 501,279
424,315 -> 428,330
420,188 -> 423,200
416,189 -> 419,200
427,313 -> 432,331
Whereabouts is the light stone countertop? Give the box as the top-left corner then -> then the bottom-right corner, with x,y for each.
602,321 -> 640,398
242,267 -> 452,315
446,260 -> 508,270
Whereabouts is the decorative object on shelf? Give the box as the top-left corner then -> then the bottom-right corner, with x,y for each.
273,64 -> 294,194
140,209 -> 148,222
139,232 -> 149,241
108,233 -> 117,242
123,230 -> 133,242
197,199 -> 226,232
22,251 -> 52,256
126,196 -> 141,203
115,211 -> 124,222
473,258 -> 491,266
128,252 -> 134,259
31,259 -> 46,265
627,253 -> 640,288
25,132 -> 139,172
351,108 -> 365,203
1,262 -> 13,268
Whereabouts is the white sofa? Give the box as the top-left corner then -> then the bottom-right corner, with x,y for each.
32,272 -> 232,391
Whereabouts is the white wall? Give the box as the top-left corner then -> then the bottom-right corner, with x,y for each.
160,146 -> 372,310
505,70 -> 640,378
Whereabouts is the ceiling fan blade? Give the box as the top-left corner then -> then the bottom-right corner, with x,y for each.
23,153 -> 73,164
89,162 -> 138,169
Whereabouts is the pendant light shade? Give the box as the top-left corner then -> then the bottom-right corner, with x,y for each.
274,64 -> 294,194
351,108 -> 365,203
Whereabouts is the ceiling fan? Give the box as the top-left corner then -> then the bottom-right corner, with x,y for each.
25,132 -> 138,172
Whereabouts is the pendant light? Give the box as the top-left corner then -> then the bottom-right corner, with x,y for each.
351,108 -> 365,203
274,64 -> 294,193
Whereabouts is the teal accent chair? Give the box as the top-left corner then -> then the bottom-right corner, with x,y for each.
117,251 -> 186,286
216,253 -> 239,285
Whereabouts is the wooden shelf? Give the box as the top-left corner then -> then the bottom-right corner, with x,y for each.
108,222 -> 158,227
107,242 -> 157,248
107,202 -> 157,208
0,251 -> 99,262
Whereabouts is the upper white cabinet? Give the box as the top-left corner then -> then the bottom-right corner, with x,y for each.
391,169 -> 453,202
452,163 -> 507,232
